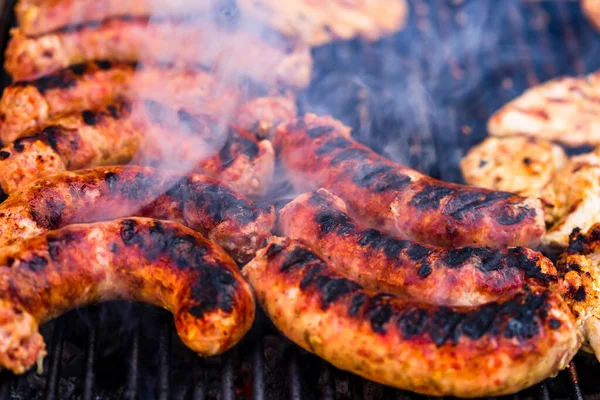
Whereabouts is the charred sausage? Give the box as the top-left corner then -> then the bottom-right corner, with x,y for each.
0,102 -> 274,197
275,114 -> 545,248
0,166 -> 275,263
243,237 -> 580,397
278,189 -> 558,306
0,217 -> 255,374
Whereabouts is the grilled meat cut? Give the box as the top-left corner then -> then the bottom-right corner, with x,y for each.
0,61 -> 296,145
0,217 -> 255,374
460,136 -> 567,200
15,0 -> 408,45
278,189 -> 559,306
243,237 -> 580,397
275,114 -> 545,249
0,101 -> 141,194
0,166 -> 275,263
0,100 -> 275,197
487,71 -> 600,147
556,224 -> 600,361
4,18 -> 313,89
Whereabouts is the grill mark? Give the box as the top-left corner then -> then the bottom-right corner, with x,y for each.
82,110 -> 97,126
218,130 -> 259,168
104,172 -> 119,192
14,69 -> 77,94
410,186 -> 453,210
95,60 -> 112,70
69,63 -> 87,75
349,293 -> 367,316
316,277 -> 362,309
0,151 -> 9,160
20,255 -> 48,272
315,211 -> 355,235
445,191 -> 513,219
189,264 -> 238,317
496,206 -> 533,226
280,248 -> 319,273
352,164 -> 394,187
189,183 -> 258,225
30,197 -> 65,229
330,149 -> 371,166
574,286 -> 586,301
316,137 -> 351,155
40,126 -> 60,152
406,244 -> 431,262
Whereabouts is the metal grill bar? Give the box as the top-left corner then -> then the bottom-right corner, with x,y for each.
288,348 -> 302,400
192,358 -> 205,400
252,338 -> 265,400
221,349 -> 236,400
82,314 -> 98,400
567,362 -> 584,400
43,322 -> 64,400
124,324 -> 141,400
157,318 -> 172,400
320,362 -> 335,400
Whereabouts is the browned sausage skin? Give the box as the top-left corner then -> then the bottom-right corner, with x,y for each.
243,238 -> 579,397
274,114 -> 545,249
0,217 -> 255,374
0,166 -> 275,263
278,189 -> 558,306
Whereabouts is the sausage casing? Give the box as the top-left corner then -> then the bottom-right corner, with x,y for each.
279,189 -> 558,306
275,114 -> 545,248
0,217 -> 255,374
243,238 -> 580,397
0,166 -> 275,263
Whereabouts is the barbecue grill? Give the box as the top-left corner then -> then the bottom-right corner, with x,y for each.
0,0 -> 599,399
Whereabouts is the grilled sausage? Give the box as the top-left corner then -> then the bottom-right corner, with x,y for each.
0,166 -> 275,263
279,189 -> 558,306
0,217 -> 255,374
556,224 -> 600,361
0,61 -> 135,144
275,114 -> 545,248
0,101 -> 141,195
0,101 -> 274,197
4,18 -> 312,89
15,0 -> 213,36
243,237 -> 579,397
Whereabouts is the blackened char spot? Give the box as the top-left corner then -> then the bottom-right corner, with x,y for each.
69,63 -> 87,75
95,60 -> 112,70
30,198 -> 65,229
446,190 -> 512,219
409,186 -> 453,210
381,237 -> 409,259
317,277 -> 362,309
315,137 -> 351,155
496,205 -> 532,226
398,308 -> 429,338
82,110 -> 97,126
306,125 -> 335,138
367,301 -> 393,334
104,172 -> 119,192
189,264 -> 238,317
189,183 -> 258,225
265,243 -> 285,259
352,164 -> 393,188
46,232 -> 77,261
505,247 -> 552,283
219,131 -> 259,168
372,173 -> 411,193
349,293 -> 367,316
25,70 -> 77,94
107,105 -> 119,119
300,265 -> 324,290
549,319 -> 561,329
20,255 -> 48,272
120,219 -> 139,246
406,244 -> 431,261
417,262 -> 432,278
500,290 -> 547,341
40,126 -> 59,152
0,151 -> 9,160
430,307 -> 464,346
121,172 -> 155,200
574,286 -> 586,301
330,149 -> 371,166
315,211 -> 354,235
443,247 -> 493,268
567,228 -> 585,255
461,305 -> 496,340
280,248 -> 319,273
358,228 -> 382,246
13,139 -> 25,152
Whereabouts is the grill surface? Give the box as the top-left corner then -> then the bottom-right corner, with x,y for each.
0,0 -> 600,399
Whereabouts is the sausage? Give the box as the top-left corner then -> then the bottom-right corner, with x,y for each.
0,217 -> 255,374
0,61 -> 135,144
274,114 -> 546,249
4,18 -> 312,89
0,101 -> 275,197
242,237 -> 580,397
278,189 -> 558,306
556,224 -> 600,361
0,166 -> 275,263
0,101 -> 141,195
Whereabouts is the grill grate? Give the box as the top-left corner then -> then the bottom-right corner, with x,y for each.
0,0 -> 599,399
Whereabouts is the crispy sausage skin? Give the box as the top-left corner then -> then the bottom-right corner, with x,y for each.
0,217 -> 255,374
279,189 -> 558,306
0,101 -> 274,197
4,18 -> 312,89
0,166 -> 275,263
275,114 -> 545,249
243,238 -> 580,397
0,102 -> 141,194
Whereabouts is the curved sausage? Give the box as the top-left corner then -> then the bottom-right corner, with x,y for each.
274,114 -> 545,249
278,189 -> 558,306
243,237 -> 580,397
0,166 -> 275,263
0,217 -> 255,374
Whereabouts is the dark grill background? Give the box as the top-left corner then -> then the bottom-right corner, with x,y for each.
1,0 -> 600,399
